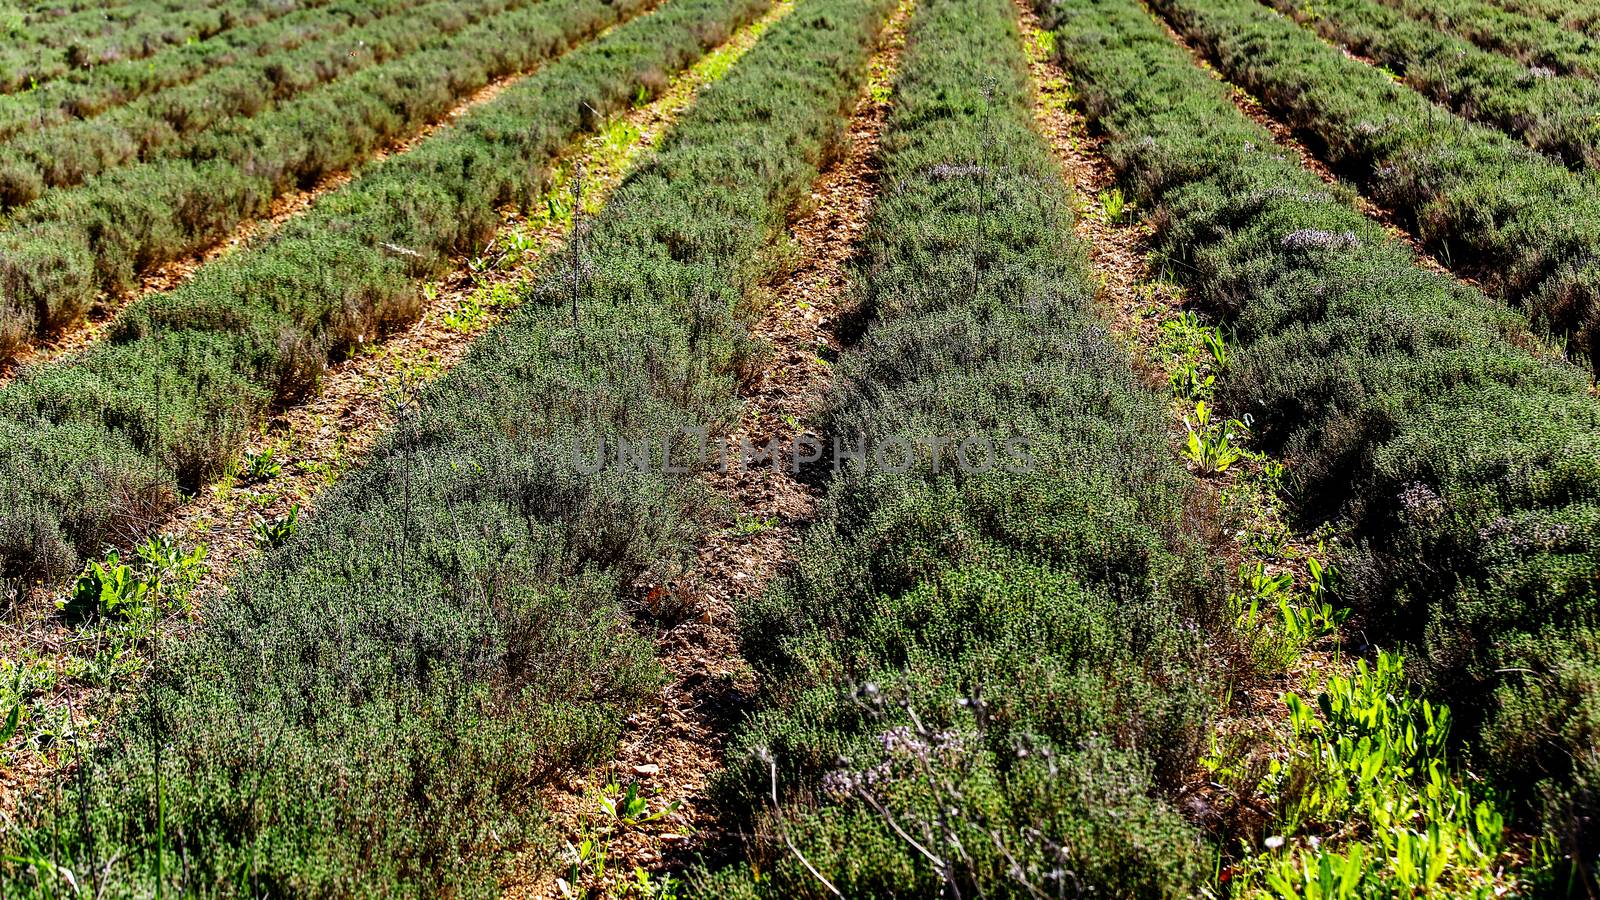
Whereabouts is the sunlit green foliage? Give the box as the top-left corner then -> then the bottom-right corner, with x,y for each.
697,0 -> 1218,894
1262,0 -> 1600,170
0,0 -> 659,583
1043,0 -> 1600,879
1217,655 -> 1515,897
0,0 -> 890,890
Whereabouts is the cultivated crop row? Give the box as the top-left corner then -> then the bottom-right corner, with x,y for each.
696,0 -> 1218,894
8,0 -> 243,49
0,0 -> 684,584
3,3 -> 534,216
0,0 -> 891,890
0,0 -> 437,152
0,0 -> 322,94
1491,0 -> 1600,38
1151,0 -> 1600,372
1375,0 -> 1600,76
2,0 -> 231,53
1044,0 -> 1599,871
4,0 -> 134,18
0,0 -> 538,206
0,0 -> 619,360
3,0 -> 126,21
1261,0 -> 1600,170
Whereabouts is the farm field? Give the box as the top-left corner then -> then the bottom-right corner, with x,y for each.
0,0 -> 1598,894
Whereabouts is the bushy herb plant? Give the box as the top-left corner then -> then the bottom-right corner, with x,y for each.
696,0 -> 1220,894
0,0 -> 893,890
1043,0 -> 1600,877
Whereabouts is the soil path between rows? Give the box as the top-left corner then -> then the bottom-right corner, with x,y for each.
514,2 -> 912,895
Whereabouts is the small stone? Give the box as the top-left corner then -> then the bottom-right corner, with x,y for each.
633,764 -> 660,776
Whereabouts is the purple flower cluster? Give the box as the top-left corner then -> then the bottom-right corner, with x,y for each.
820,725 -> 968,801
926,162 -> 990,181
1477,515 -> 1573,552
1281,228 -> 1360,252
1398,481 -> 1446,522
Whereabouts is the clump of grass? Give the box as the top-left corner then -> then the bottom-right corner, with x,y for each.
1208,654 -> 1522,897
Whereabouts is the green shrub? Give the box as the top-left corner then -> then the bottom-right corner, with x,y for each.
0,0 -> 892,891
1147,0 -> 1600,372
0,0 -> 538,205
1491,0 -> 1600,38
1043,0 -> 1600,875
698,0 -> 1217,893
0,0 -> 306,93
0,0 -> 665,582
1374,0 -> 1600,78
1261,0 -> 1600,170
0,0 -> 610,356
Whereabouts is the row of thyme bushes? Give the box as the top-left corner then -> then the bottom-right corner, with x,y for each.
0,0 -> 417,142
0,0 -> 600,360
696,0 -> 1220,894
3,0 -> 129,19
0,0 -> 318,93
0,0 -> 531,207
1041,0 -> 1600,875
1492,0 -> 1600,39
1374,0 -> 1600,77
0,0 -> 685,586
1150,0 -> 1600,375
0,0 -> 891,890
1259,0 -> 1600,170
8,0 -> 249,48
